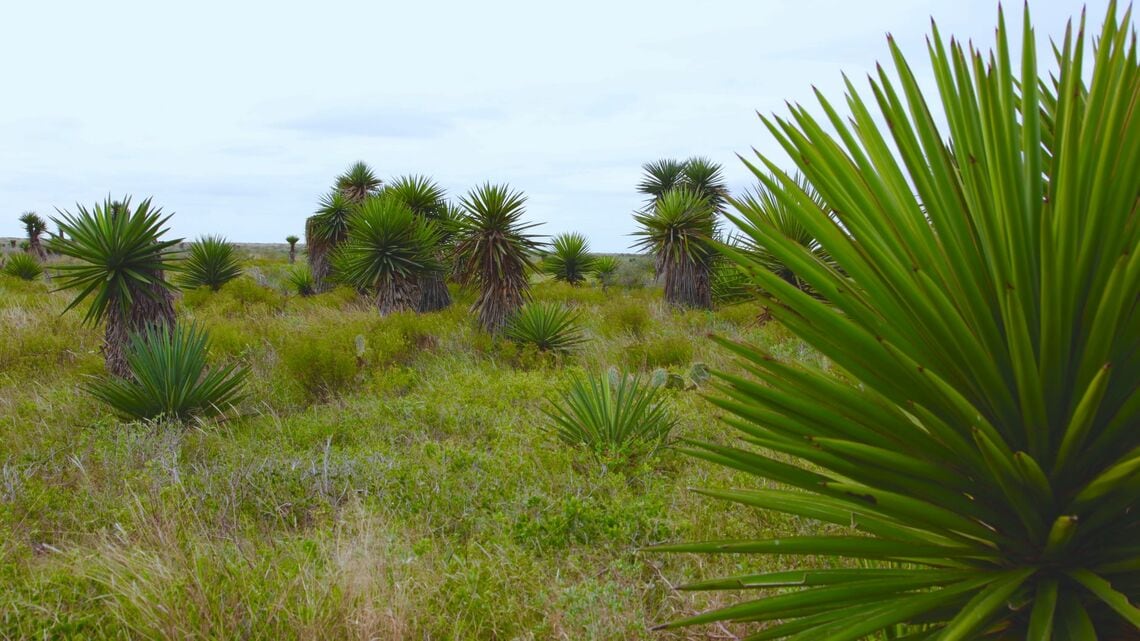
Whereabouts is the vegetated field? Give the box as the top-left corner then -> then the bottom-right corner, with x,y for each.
0,246 -> 832,640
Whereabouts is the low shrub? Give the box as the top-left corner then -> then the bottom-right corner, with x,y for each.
603,300 -> 651,337
622,335 -> 692,370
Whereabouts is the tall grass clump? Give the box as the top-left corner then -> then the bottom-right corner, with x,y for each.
654,5 -> 1140,639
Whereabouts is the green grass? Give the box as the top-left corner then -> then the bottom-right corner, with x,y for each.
0,254 -> 820,640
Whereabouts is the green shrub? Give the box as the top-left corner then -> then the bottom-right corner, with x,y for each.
277,330 -> 362,402
544,369 -> 676,464
622,335 -> 691,369
179,235 -> 243,291
181,276 -> 285,316
655,5 -> 1140,639
85,324 -> 247,422
504,302 -> 586,354
2,253 -> 43,281
604,300 -> 652,337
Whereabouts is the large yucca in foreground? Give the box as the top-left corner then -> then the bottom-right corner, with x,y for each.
656,5 -> 1140,640
52,197 -> 180,378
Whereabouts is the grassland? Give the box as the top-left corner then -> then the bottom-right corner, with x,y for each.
0,245 -> 829,640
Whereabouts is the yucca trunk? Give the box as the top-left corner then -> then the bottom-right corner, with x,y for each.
375,274 -> 419,316
305,219 -> 331,293
104,275 -> 176,378
475,260 -> 527,333
662,254 -> 711,309
27,234 -> 46,261
288,246 -> 296,264
416,272 -> 451,312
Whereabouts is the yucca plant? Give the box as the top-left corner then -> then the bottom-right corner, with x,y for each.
504,301 -> 586,354
454,183 -> 543,333
286,264 -> 315,297
336,160 -> 382,204
730,171 -> 837,295
2,252 -> 43,281
19,212 -> 48,260
592,255 -> 620,288
544,369 -> 676,464
654,5 -> 1140,640
306,190 -> 355,292
637,157 -> 728,213
632,187 -> 717,309
285,235 -> 299,264
544,232 -> 597,285
178,235 -> 242,291
52,197 -> 180,378
86,324 -> 247,423
333,195 -> 440,315
384,175 -> 453,312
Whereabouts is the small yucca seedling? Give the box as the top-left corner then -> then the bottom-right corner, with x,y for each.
544,368 -> 676,464
544,232 -> 597,285
86,324 -> 247,423
503,301 -> 586,354
591,255 -> 619,287
286,264 -> 315,297
2,252 -> 43,281
179,235 -> 243,291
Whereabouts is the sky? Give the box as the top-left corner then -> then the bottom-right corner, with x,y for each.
0,1 -> 1108,251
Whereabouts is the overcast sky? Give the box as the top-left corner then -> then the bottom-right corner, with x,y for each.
0,1 -> 1105,251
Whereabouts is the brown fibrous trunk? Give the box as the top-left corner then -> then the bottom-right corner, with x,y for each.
416,272 -> 452,312
103,273 -> 176,378
663,255 -> 711,310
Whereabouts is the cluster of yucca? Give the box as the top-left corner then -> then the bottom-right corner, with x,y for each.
632,157 -> 727,309
51,197 -> 247,422
656,5 -> 1140,639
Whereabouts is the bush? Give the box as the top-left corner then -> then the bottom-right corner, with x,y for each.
85,324 -> 247,422
181,276 -> 285,316
277,329 -> 362,402
544,369 -> 676,464
504,302 -> 586,354
603,300 -> 652,337
2,253 -> 43,281
622,335 -> 691,369
179,235 -> 243,291
286,264 -> 315,296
